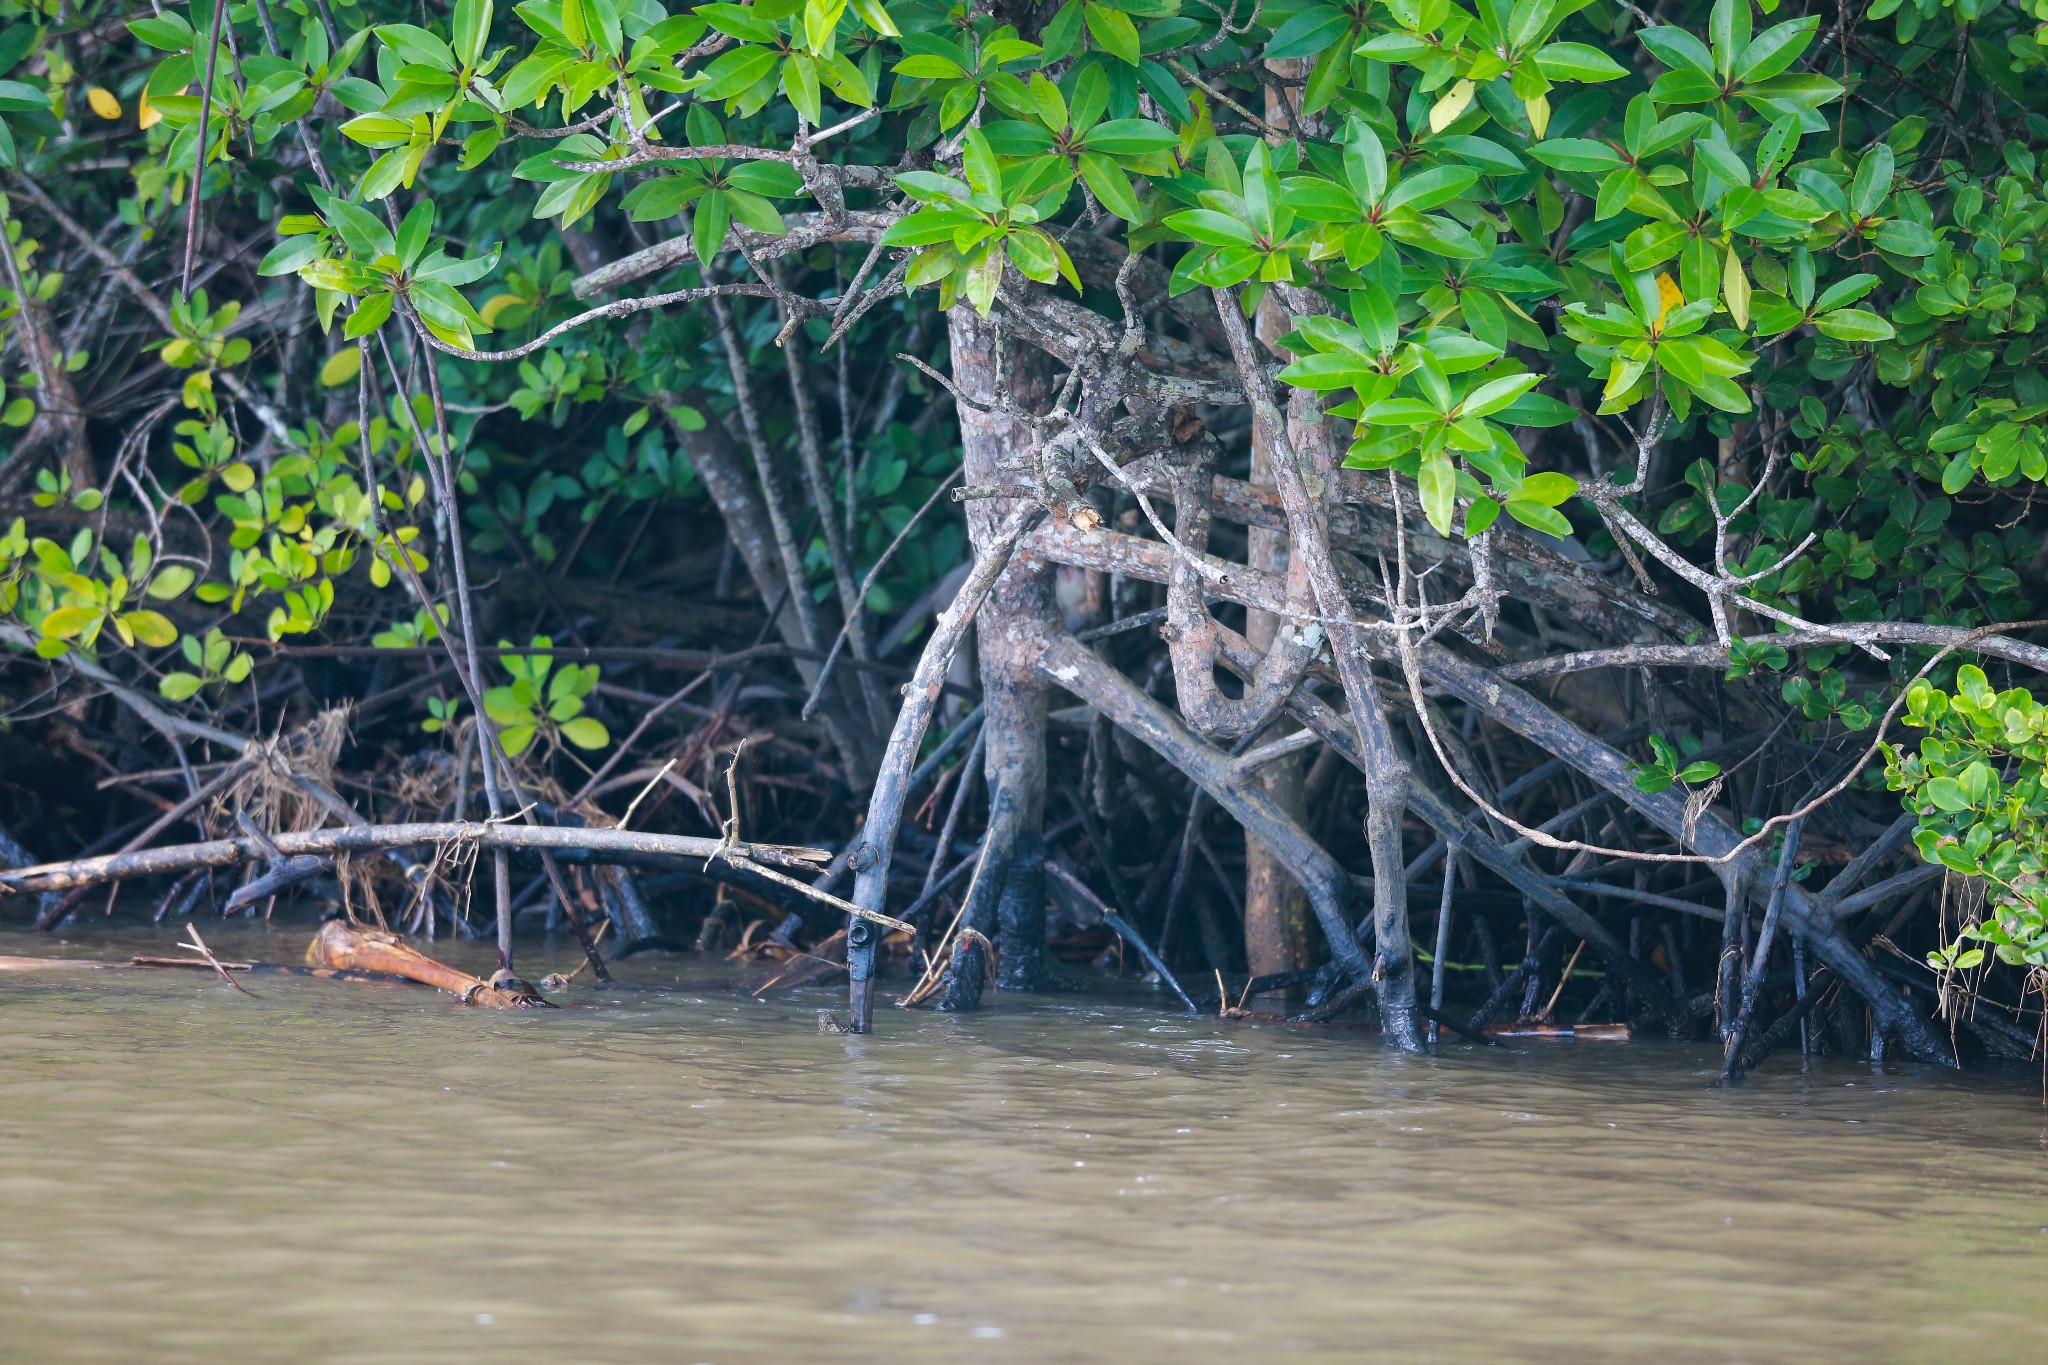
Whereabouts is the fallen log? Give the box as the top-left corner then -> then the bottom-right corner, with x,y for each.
305,919 -> 547,1007
0,820 -> 830,895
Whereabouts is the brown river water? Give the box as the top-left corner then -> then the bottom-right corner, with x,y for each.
3,921 -> 2046,1363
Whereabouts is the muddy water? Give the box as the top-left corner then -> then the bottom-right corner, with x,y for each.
2,923 -> 2046,1363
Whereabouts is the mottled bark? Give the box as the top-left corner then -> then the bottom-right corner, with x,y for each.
950,306 -> 1062,990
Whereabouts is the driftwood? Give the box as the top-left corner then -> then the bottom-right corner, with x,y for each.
305,920 -> 547,1007
1484,1023 -> 1633,1041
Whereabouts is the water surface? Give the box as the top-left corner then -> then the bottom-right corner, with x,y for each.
3,922 -> 2045,1362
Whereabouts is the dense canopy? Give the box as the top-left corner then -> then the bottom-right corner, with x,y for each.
3,0 -> 2047,1068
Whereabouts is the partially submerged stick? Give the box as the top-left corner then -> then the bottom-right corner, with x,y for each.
1044,857 -> 1198,1014
182,925 -> 251,995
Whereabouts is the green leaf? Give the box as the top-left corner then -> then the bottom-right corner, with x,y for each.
454,0 -> 495,66
1649,69 -> 1721,104
1638,26 -> 1716,76
146,566 -> 197,600
893,53 -> 967,79
1078,118 -> 1177,157
1266,6 -> 1352,61
129,14 -> 197,50
376,23 -> 457,70
560,715 -> 610,749
1925,776 -> 1971,812
345,290 -> 396,339
1277,353 -> 1376,391
1811,308 -> 1893,342
395,199 -> 435,271
1083,2 -> 1141,65
1733,16 -> 1818,84
1534,43 -> 1629,83
1417,452 -> 1457,535
698,45 -> 780,100
848,0 -> 898,35
725,189 -> 785,235
728,160 -> 805,196
258,235 -> 326,277
693,190 -> 731,263
1526,139 -> 1624,173
1497,393 -> 1577,427
1006,227 -> 1062,285
961,126 -> 1000,199
1165,209 -> 1259,248
1362,398 -> 1443,426
1385,165 -> 1478,213
1812,277 -> 1883,321
1461,372 -> 1541,418
1519,471 -> 1577,506
315,197 -> 392,264
1849,144 -> 1894,217
1504,499 -> 1573,537
1463,496 -> 1501,537
1872,219 -> 1935,256
1078,152 -> 1141,221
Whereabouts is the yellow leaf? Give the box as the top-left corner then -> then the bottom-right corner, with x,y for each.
86,86 -> 123,120
40,605 -> 99,640
319,347 -> 363,387
1723,245 -> 1751,330
138,87 -> 176,130
1429,80 -> 1475,134
1654,272 -> 1684,330
1524,93 -> 1551,139
120,610 -> 179,648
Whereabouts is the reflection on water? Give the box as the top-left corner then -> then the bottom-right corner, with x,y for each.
3,921 -> 2047,1363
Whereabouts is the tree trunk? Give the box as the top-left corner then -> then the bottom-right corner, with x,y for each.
950,306 -> 1060,990
1242,302 -> 1314,1004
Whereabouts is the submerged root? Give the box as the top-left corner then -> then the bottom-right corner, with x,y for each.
936,927 -> 997,1013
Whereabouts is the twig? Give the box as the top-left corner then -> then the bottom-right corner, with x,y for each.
181,925 -> 252,995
